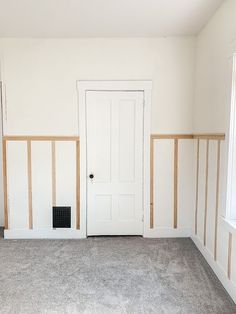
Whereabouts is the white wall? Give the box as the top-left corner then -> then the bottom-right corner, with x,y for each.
194,0 -> 236,218
0,38 -> 195,134
0,37 -> 196,232
193,0 -> 236,303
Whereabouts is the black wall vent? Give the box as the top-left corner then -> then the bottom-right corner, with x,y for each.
53,206 -> 71,228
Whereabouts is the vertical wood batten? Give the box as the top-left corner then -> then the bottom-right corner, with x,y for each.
174,139 -> 178,229
214,140 -> 221,261
51,141 -> 56,207
27,141 -> 33,229
150,137 -> 154,229
76,140 -> 80,229
228,232 -> 233,280
204,139 -> 209,246
195,139 -> 200,235
2,139 -> 8,229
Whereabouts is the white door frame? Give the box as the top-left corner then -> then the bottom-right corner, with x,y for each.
77,80 -> 152,237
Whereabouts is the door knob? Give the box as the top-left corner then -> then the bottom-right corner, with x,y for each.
89,174 -> 94,179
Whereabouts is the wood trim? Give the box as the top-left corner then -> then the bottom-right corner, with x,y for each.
150,137 -> 154,229
3,136 -> 80,141
193,134 -> 225,140
151,134 -> 193,140
228,232 -> 233,280
2,139 -> 8,229
4,134 -> 225,142
204,140 -> 209,246
151,134 -> 225,140
27,141 -> 33,229
76,140 -> 80,229
51,141 -> 56,207
214,140 -> 221,261
195,139 -> 200,235
174,139 -> 178,229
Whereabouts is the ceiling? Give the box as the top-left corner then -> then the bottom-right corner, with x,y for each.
0,0 -> 224,38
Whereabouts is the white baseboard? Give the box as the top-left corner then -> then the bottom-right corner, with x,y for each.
4,228 -> 86,239
191,235 -> 236,304
144,227 -> 191,238
4,227 -> 192,239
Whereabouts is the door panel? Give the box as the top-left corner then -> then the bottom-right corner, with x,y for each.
86,97 -> 111,183
118,99 -> 135,182
86,91 -> 144,235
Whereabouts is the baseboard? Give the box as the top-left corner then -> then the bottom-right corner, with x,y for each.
4,228 -> 86,239
191,235 -> 236,304
144,227 -> 191,238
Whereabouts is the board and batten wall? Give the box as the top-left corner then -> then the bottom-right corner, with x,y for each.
0,37 -> 196,236
193,0 -> 236,303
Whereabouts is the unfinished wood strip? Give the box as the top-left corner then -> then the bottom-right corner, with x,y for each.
51,141 -> 56,207
204,140 -> 209,246
228,233 -> 233,280
27,141 -> 33,229
0,82 -> 4,135
195,139 -> 200,235
2,139 -> 8,229
214,140 -> 221,261
193,134 -> 225,140
174,139 -> 178,229
151,134 -> 193,140
76,140 -> 80,229
4,136 -> 80,141
4,134 -> 225,141
150,137 -> 154,229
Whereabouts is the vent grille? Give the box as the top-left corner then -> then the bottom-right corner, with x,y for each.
53,207 -> 71,228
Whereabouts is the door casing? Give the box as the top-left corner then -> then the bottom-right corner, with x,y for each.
77,80 -> 152,237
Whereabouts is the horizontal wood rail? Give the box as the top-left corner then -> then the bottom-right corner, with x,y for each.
3,136 -> 80,230
151,134 -> 193,140
151,133 -> 225,140
3,136 -> 79,141
193,134 -> 225,140
150,133 -> 225,230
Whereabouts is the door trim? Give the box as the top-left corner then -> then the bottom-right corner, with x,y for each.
77,80 -> 152,237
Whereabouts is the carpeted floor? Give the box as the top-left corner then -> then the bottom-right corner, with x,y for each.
0,229 -> 235,314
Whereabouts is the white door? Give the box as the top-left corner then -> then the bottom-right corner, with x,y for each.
86,91 -> 144,235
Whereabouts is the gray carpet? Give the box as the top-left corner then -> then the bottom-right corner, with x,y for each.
0,232 -> 235,314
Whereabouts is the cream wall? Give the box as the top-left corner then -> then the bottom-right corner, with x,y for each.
194,0 -> 236,134
0,37 -> 196,233
193,0 -> 236,303
0,38 -> 195,135
194,0 -> 236,218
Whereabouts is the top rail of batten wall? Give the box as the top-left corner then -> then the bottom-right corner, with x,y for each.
151,133 -> 225,140
3,136 -> 80,141
2,135 -> 80,230
149,133 -> 225,230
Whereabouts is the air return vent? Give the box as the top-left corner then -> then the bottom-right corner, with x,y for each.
53,207 -> 71,228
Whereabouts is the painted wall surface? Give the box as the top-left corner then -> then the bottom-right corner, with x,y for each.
0,38 -> 195,134
0,37 -> 196,231
194,0 -> 236,220
193,0 -> 236,303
